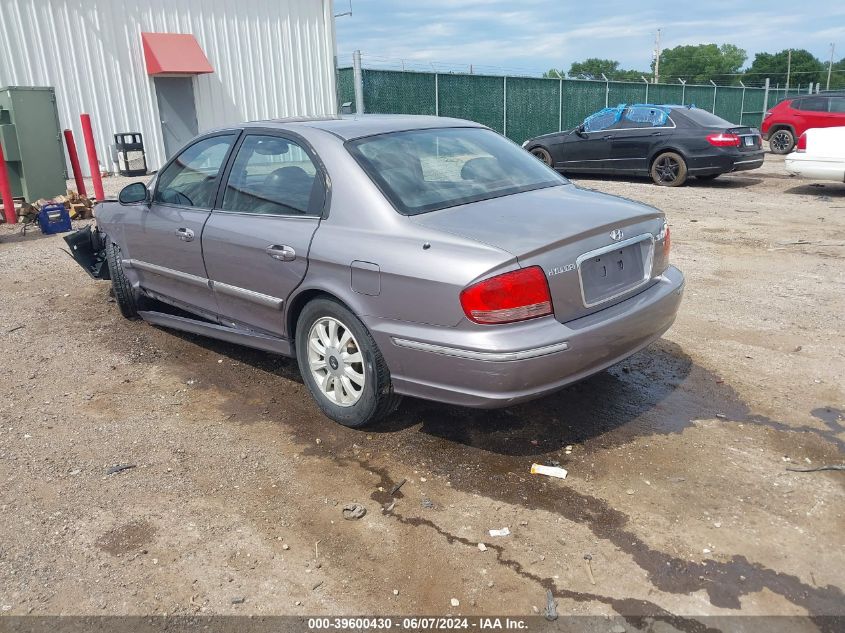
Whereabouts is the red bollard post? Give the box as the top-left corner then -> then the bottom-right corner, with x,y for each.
80,113 -> 105,200
63,129 -> 87,197
0,141 -> 17,224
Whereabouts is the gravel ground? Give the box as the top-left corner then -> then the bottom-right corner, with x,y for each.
0,153 -> 843,626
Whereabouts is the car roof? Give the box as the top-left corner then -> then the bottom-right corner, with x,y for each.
241,114 -> 487,140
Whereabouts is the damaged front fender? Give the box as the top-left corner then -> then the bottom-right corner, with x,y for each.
63,225 -> 110,280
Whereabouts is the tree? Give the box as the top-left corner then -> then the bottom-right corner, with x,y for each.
655,43 -> 746,84
568,58 -> 621,80
543,58 -> 646,81
829,57 -> 845,90
746,49 -> 825,88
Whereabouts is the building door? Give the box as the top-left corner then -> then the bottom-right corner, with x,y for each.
154,77 -> 199,158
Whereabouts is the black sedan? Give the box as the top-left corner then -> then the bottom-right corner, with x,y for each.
523,104 -> 764,186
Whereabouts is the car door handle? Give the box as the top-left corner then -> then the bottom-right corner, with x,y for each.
266,244 -> 296,262
175,228 -> 194,242
650,131 -> 663,136
601,135 -> 613,140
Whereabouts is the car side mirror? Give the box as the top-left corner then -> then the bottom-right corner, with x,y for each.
575,125 -> 588,139
118,182 -> 150,205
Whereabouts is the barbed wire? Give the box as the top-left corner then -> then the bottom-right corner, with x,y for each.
338,51 -> 844,88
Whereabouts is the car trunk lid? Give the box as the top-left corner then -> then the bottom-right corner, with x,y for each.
411,184 -> 666,323
725,126 -> 762,151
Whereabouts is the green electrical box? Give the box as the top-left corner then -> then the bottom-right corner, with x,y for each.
0,86 -> 67,202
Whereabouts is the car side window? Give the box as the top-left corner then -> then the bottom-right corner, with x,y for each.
619,106 -> 669,128
795,97 -> 829,112
829,98 -> 845,113
154,136 -> 234,208
583,107 -> 622,133
222,135 -> 319,216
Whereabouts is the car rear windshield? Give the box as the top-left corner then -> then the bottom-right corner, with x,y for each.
678,108 -> 736,128
347,127 -> 566,215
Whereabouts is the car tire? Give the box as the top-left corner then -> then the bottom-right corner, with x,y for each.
650,151 -> 688,187
105,241 -> 146,320
768,129 -> 795,154
295,298 -> 401,428
529,146 -> 553,167
696,174 -> 720,181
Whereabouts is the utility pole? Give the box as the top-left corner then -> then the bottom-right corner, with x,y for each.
785,49 -> 792,93
653,28 -> 662,84
352,50 -> 364,115
827,43 -> 835,91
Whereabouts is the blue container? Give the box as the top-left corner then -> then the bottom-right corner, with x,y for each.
37,204 -> 72,235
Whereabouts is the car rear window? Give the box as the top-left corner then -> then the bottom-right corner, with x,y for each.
347,127 -> 566,216
677,108 -> 735,127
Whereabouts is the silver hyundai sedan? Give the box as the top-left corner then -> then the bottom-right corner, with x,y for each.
66,115 -> 684,427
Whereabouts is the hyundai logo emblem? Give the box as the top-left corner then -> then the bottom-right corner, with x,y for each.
610,229 -> 624,241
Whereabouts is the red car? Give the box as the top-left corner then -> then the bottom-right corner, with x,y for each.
761,93 -> 845,154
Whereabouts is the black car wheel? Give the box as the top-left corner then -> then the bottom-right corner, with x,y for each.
295,298 -> 401,428
769,129 -> 795,154
529,146 -> 553,167
105,242 -> 147,319
650,152 -> 688,187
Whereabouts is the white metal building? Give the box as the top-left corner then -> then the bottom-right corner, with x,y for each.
0,0 -> 338,173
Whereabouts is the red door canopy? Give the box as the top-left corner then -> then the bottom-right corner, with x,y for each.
142,32 -> 213,76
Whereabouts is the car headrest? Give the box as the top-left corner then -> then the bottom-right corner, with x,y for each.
460,157 -> 506,182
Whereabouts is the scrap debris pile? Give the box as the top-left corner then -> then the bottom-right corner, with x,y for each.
16,190 -> 94,224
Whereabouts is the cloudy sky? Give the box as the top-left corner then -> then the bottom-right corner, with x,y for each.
334,0 -> 844,77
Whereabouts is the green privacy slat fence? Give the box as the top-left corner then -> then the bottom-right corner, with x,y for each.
362,69 -> 437,115
337,68 -> 771,142
608,82 -> 648,107
647,83 -> 684,105
741,89 -> 767,127
714,86 -> 744,125
337,68 -> 355,109
505,77 -> 560,142
561,79 -> 606,130
438,74 -> 505,133
683,85 -> 713,109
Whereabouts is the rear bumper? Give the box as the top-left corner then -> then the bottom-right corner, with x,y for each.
364,266 -> 685,408
784,154 -> 845,182
687,150 -> 764,176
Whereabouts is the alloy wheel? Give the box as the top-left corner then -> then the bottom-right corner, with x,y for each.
770,130 -> 792,153
654,156 -> 680,184
307,316 -> 365,407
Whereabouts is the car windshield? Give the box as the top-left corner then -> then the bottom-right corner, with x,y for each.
347,127 -> 566,215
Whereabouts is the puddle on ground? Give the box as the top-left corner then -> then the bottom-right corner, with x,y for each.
107,325 -> 844,621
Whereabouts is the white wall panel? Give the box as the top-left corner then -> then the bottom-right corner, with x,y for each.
0,0 -> 337,174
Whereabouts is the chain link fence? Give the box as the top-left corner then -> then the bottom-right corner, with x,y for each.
337,67 -> 784,143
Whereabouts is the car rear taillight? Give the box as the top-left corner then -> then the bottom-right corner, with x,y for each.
706,133 -> 741,147
657,221 -> 671,262
795,132 -> 807,152
460,266 -> 553,324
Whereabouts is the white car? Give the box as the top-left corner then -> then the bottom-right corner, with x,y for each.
785,126 -> 845,182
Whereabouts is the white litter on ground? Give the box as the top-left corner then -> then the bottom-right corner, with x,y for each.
530,463 -> 568,479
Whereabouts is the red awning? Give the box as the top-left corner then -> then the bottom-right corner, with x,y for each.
141,32 -> 213,76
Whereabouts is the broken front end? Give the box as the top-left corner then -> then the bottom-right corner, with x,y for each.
63,225 -> 110,280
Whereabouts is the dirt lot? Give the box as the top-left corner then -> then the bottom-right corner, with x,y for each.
0,154 -> 843,629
